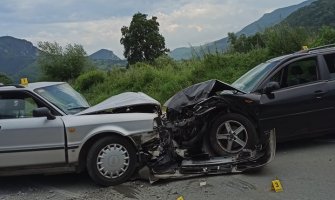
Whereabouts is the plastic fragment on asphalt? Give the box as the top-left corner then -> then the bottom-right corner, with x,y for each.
177,196 -> 184,200
271,177 -> 283,192
200,181 -> 207,187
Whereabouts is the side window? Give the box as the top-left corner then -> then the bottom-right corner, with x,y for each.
0,92 -> 40,119
323,53 -> 335,79
270,57 -> 318,89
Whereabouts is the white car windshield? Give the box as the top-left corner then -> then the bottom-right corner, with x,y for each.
35,83 -> 90,114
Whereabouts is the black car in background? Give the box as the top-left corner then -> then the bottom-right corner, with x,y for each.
163,45 -> 335,156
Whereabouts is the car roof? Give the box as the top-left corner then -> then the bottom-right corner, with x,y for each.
0,82 -> 65,92
266,45 -> 335,64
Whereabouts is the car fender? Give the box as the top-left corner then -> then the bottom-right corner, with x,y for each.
61,113 -> 157,163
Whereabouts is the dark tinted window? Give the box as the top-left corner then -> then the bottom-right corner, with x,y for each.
323,53 -> 335,79
270,57 -> 318,89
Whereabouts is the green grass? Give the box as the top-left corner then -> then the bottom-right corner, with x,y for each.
75,48 -> 271,105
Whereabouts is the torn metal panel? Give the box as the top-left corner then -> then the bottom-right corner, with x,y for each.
77,92 -> 160,115
137,130 -> 275,183
164,79 -> 244,114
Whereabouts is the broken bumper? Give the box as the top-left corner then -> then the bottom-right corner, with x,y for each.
140,129 -> 276,183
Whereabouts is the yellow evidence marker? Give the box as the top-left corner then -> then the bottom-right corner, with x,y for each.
271,178 -> 283,192
176,196 -> 184,200
20,78 -> 29,86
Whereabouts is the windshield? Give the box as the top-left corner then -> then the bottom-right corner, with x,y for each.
231,61 -> 278,93
35,83 -> 90,115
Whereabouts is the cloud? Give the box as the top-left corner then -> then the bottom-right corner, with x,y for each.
0,0 -> 307,57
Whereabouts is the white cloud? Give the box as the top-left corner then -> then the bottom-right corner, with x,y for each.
0,0 -> 307,58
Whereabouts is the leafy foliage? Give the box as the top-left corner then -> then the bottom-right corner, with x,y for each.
284,0 -> 335,28
120,12 -> 169,65
37,42 -> 91,81
228,33 -> 265,53
0,73 -> 13,84
263,24 -> 310,56
228,24 -> 310,56
312,26 -> 335,46
75,70 -> 106,91
78,49 -> 270,105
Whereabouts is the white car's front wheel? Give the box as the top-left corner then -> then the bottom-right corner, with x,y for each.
86,136 -> 137,186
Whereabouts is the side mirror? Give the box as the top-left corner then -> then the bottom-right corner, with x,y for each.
263,81 -> 280,94
33,107 -> 56,120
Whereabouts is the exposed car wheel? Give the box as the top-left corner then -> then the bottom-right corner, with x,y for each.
86,136 -> 137,186
209,113 -> 256,155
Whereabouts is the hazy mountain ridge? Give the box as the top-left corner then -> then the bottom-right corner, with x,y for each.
0,37 -> 125,81
169,0 -> 316,60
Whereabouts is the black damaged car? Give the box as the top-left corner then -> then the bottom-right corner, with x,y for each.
161,44 -> 335,159
130,45 -> 335,183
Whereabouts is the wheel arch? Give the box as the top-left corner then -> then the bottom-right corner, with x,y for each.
76,132 -> 137,172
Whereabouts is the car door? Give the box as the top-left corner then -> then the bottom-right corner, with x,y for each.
0,91 -> 66,168
258,56 -> 330,141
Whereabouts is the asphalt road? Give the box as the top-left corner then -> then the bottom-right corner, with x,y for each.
1,134 -> 335,200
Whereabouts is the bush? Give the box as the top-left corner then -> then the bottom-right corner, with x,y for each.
79,48 -> 271,105
264,24 -> 310,56
312,26 -> 335,47
0,73 -> 13,84
75,70 -> 106,91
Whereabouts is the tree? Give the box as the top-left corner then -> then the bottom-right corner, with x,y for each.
263,24 -> 309,56
0,73 -> 13,84
228,32 -> 265,53
37,42 -> 90,81
120,12 -> 169,65
313,26 -> 335,46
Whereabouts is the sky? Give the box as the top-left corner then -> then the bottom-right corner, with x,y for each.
0,0 -> 307,58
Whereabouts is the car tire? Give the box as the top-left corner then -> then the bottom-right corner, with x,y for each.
209,113 -> 256,156
86,136 -> 137,186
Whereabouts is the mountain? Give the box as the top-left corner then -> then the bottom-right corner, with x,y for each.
0,36 -> 40,82
284,0 -> 335,28
169,0 -> 315,60
0,37 -> 126,82
89,49 -> 121,60
89,49 -> 127,69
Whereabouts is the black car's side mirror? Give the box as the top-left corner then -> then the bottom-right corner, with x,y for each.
33,107 -> 56,120
262,81 -> 280,94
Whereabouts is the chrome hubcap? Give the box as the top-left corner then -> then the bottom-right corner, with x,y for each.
97,144 -> 129,179
216,120 -> 248,153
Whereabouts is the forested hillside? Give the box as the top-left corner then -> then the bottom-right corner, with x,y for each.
284,0 -> 335,28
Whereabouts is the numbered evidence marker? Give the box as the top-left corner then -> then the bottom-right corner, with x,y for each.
271,178 -> 283,192
20,78 -> 29,86
176,196 -> 184,200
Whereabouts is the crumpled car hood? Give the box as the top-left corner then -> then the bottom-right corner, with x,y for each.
76,92 -> 160,115
164,79 -> 244,113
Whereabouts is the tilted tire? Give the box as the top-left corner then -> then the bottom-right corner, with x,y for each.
86,136 -> 137,186
209,113 -> 257,156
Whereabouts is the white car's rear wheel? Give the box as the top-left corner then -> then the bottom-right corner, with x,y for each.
86,136 -> 137,186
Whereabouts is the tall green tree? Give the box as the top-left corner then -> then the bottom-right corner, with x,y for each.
120,12 -> 169,65
37,42 -> 90,81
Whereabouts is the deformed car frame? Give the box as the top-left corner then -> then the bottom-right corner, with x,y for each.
0,81 -> 275,186
129,80 -> 276,183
